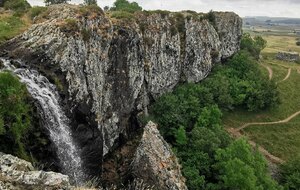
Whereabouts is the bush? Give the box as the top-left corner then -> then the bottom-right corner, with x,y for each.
3,0 -> 30,15
296,41 -> 300,46
279,157 -> 300,189
0,72 -> 32,160
79,4 -> 103,17
111,11 -> 134,20
29,6 -> 48,20
59,18 -> 78,34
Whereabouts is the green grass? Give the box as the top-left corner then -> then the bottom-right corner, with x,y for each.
0,15 -> 25,44
244,116 -> 300,161
223,34 -> 300,161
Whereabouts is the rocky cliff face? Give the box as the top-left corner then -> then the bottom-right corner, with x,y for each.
0,4 -> 242,179
132,121 -> 187,190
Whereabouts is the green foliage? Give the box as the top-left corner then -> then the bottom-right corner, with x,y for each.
44,0 -> 70,6
0,16 -> 25,44
81,28 -> 92,42
201,10 -> 216,28
279,157 -> 300,189
79,5 -> 103,17
296,41 -> 300,46
29,6 -> 48,20
60,18 -> 78,34
241,33 -> 267,59
84,0 -> 97,6
111,11 -> 134,20
149,35 -> 280,189
110,0 -> 142,13
3,0 -> 31,15
215,139 -> 282,190
0,72 -> 32,160
175,126 -> 187,146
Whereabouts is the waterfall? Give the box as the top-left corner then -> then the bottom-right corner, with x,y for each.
1,59 -> 85,184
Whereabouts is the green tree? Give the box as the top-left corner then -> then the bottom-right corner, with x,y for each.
110,0 -> 142,13
279,157 -> 300,190
215,139 -> 282,190
241,33 -> 267,59
84,0 -> 97,5
175,126 -> 187,146
44,0 -> 70,6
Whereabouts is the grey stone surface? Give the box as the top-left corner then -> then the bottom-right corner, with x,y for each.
0,152 -> 70,190
2,4 -> 242,156
131,121 -> 187,190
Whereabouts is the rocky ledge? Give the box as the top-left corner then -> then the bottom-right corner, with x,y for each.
132,121 -> 187,190
0,152 -> 70,190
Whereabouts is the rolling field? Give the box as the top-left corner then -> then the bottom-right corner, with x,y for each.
223,30 -> 300,162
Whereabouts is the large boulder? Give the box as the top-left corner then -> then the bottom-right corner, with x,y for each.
0,152 -> 70,190
131,121 -> 187,190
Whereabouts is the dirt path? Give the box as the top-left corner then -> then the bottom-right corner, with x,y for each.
237,110 -> 300,131
227,109 -> 300,164
261,64 -> 273,80
280,68 -> 291,82
226,128 -> 284,164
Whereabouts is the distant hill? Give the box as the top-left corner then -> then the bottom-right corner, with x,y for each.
244,16 -> 300,26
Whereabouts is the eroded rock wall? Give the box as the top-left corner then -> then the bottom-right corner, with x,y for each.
0,4 -> 242,159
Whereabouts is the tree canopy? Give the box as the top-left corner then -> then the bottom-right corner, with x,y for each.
110,0 -> 142,13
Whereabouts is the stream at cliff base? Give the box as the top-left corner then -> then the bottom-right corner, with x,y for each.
1,58 -> 85,185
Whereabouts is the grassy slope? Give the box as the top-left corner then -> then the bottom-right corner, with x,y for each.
0,11 -> 31,44
223,33 -> 300,161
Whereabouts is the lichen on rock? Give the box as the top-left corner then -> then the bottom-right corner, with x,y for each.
0,152 -> 70,190
131,121 -> 188,190
0,4 -> 242,168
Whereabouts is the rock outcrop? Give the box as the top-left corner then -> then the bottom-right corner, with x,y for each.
276,51 -> 299,62
131,121 -> 187,190
0,4 -> 242,166
0,152 -> 70,190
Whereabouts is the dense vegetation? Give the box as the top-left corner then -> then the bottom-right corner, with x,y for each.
110,0 -> 142,13
0,72 -> 32,160
147,34 -> 282,189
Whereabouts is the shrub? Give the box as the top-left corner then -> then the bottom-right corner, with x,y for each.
296,41 -> 300,46
0,72 -> 32,160
111,11 -> 134,20
29,6 -> 48,20
3,0 -> 31,14
79,4 -> 103,17
60,18 -> 78,34
81,28 -> 92,42
279,157 -> 300,189
201,10 -> 216,28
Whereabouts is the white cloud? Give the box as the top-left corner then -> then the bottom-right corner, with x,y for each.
27,0 -> 300,18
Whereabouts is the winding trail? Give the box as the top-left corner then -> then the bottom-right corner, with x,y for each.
226,110 -> 300,164
280,68 -> 291,82
261,64 -> 273,80
226,127 -> 284,164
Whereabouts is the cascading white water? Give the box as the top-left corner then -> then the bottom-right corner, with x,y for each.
1,59 -> 85,184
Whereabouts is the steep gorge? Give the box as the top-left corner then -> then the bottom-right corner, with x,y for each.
0,4 -> 242,188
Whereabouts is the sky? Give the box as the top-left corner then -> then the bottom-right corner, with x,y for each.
27,0 -> 300,18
